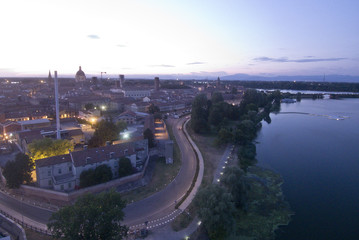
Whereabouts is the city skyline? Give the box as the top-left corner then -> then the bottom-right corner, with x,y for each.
1,0 -> 358,77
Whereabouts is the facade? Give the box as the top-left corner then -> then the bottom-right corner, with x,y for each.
122,88 -> 151,99
117,110 -> 137,125
18,119 -> 51,130
75,66 -> 86,82
35,139 -> 148,192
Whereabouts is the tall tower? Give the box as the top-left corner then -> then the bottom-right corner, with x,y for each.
54,71 -> 61,140
154,77 -> 160,91
119,74 -> 125,89
216,77 -> 221,89
48,70 -> 53,84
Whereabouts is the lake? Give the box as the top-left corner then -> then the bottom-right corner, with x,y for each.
256,98 -> 359,240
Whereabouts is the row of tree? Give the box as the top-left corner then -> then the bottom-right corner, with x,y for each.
195,166 -> 247,239
79,159 -> 134,188
193,89 -> 283,238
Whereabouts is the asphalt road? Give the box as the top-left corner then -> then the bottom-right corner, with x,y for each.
0,117 -> 196,228
123,117 -> 196,226
0,190 -> 53,223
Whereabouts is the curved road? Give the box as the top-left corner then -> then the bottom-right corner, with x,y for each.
0,117 -> 197,229
123,117 -> 196,226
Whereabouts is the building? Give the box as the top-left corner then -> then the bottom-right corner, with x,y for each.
117,110 -> 137,125
75,66 -> 86,82
154,77 -> 160,91
121,88 -> 151,99
18,119 -> 51,131
119,74 -> 125,88
216,77 -> 221,89
0,121 -> 21,139
35,139 -> 148,192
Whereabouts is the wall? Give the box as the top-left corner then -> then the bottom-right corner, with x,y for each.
19,155 -> 150,203
0,213 -> 27,240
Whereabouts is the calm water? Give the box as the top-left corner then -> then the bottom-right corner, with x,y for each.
256,98 -> 359,240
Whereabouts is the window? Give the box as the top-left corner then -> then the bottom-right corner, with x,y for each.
48,170 -> 51,176
69,166 -> 72,172
68,182 -> 71,188
61,185 -> 64,190
48,180 -> 52,186
58,168 -> 62,174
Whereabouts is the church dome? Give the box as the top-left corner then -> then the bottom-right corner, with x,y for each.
75,66 -> 86,82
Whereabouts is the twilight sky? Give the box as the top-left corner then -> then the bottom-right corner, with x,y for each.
1,0 -> 358,78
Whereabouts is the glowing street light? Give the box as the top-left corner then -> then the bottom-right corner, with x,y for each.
101,105 -> 106,111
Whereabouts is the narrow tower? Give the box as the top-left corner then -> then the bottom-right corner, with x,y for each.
119,74 -> 125,89
54,71 -> 61,140
154,77 -> 160,91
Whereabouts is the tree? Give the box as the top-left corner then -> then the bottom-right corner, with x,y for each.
79,169 -> 96,188
80,165 -> 113,188
211,92 -> 224,104
118,157 -> 134,178
94,164 -> 113,183
143,128 -> 155,148
3,153 -> 34,188
28,138 -> 73,161
191,94 -> 209,133
194,184 -> 236,240
208,104 -> 223,126
216,128 -> 233,146
221,166 -> 246,208
116,120 -> 127,133
88,120 -> 119,147
148,104 -> 160,114
48,190 -> 128,240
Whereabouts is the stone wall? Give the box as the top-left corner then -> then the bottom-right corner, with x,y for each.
19,155 -> 150,203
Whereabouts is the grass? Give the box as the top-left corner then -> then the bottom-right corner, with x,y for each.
25,228 -> 54,240
171,122 -> 227,231
186,125 -> 226,187
120,120 -> 181,203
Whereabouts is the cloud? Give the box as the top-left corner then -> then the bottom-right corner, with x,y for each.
253,56 -> 347,63
116,44 -> 126,47
150,64 -> 175,68
187,61 -> 206,65
87,34 -> 100,39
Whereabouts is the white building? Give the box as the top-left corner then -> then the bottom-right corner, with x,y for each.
35,139 -> 148,192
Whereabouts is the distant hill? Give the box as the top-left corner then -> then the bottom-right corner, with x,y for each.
221,74 -> 359,83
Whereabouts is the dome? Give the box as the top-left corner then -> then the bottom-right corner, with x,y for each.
76,66 -> 85,76
75,66 -> 86,82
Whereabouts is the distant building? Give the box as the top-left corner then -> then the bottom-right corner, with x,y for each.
119,75 -> 125,89
75,66 -> 86,82
122,88 -> 151,99
216,77 -> 221,89
154,77 -> 160,91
